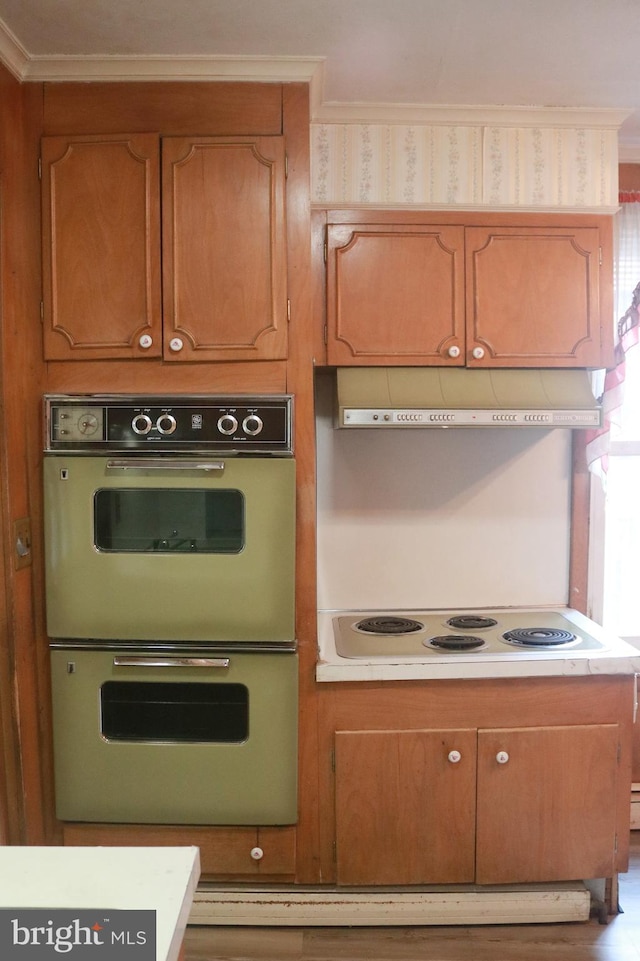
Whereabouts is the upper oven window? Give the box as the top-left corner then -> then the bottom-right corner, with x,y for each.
94,488 -> 244,553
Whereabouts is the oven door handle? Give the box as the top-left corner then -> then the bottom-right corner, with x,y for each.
105,459 -> 225,472
112,656 -> 231,668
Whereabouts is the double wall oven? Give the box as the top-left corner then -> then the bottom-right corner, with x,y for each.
44,394 -> 297,826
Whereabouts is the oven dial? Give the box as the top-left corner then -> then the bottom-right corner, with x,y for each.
218,414 -> 238,435
242,414 -> 263,436
131,413 -> 153,435
156,414 -> 177,435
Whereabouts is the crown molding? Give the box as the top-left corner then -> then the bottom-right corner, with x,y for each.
19,52 -> 324,84
310,100 -> 633,130
0,16 -> 29,79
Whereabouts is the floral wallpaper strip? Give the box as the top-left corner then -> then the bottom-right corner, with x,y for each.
483,127 -> 618,208
311,123 -> 619,209
312,123 -> 482,206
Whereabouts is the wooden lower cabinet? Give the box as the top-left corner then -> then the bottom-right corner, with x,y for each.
476,725 -> 619,884
334,724 -> 619,886
335,728 -> 476,885
61,823 -> 296,879
323,677 -> 632,888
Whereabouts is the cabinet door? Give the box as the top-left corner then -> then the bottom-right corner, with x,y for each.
466,226 -> 604,367
334,728 -> 476,885
326,224 -> 465,365
42,133 -> 162,360
162,136 -> 288,362
476,725 -> 620,884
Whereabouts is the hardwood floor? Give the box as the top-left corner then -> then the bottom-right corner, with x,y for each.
183,834 -> 640,960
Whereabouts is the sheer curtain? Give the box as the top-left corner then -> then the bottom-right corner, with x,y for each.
586,197 -> 640,478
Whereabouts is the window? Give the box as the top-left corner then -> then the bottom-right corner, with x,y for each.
594,199 -> 640,642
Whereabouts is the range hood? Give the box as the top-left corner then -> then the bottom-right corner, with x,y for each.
336,368 -> 601,429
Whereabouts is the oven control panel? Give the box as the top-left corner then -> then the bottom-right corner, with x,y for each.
44,394 -> 293,454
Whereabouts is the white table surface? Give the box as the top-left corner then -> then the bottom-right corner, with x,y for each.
0,846 -> 200,961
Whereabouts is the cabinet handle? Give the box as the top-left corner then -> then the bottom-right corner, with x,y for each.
496,750 -> 510,764
169,337 -> 184,352
447,345 -> 461,358
113,656 -> 231,668
472,346 -> 485,360
106,458 -> 225,472
250,847 -> 264,861
138,334 -> 153,349
448,750 -> 462,763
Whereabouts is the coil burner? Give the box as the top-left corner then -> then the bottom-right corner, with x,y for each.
446,615 -> 498,631
354,616 -> 424,636
502,627 -> 578,648
426,635 -> 487,652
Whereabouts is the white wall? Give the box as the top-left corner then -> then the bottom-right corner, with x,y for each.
316,370 -> 573,612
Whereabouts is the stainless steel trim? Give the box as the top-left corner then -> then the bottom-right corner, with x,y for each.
106,459 -> 225,471
48,639 -> 298,653
113,656 -> 231,668
49,637 -> 298,657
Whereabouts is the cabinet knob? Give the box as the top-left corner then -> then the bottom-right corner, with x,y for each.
169,337 -> 184,352
496,750 -> 510,764
448,750 -> 462,764
447,345 -> 461,358
138,334 -> 153,349
250,847 -> 264,861
472,346 -> 485,360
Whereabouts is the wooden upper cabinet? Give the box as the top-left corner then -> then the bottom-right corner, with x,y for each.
41,133 -> 288,362
466,226 -> 605,368
41,133 -> 162,360
162,136 -> 288,362
325,214 -> 613,369
326,224 -> 465,366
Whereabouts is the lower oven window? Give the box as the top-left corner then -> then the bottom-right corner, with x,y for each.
100,681 -> 249,743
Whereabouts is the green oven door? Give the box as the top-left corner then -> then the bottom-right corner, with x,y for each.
50,648 -> 298,824
44,456 -> 295,642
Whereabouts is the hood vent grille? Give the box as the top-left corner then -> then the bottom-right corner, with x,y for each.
336,368 -> 601,429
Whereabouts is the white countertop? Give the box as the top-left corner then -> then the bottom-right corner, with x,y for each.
0,846 -> 200,961
316,607 -> 640,682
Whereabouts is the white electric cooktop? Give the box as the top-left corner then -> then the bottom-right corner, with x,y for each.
316,607 -> 640,682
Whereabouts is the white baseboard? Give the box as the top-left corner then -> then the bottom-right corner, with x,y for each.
190,883 -> 591,926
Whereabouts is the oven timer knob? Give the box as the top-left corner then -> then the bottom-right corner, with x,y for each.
156,414 -> 177,435
131,413 -> 153,435
242,414 -> 263,436
218,414 -> 238,435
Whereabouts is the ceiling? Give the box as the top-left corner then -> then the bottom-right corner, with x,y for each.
1,0 -> 639,155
